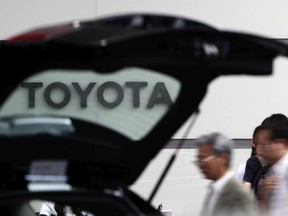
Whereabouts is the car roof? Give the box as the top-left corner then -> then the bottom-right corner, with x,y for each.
0,13 -> 288,188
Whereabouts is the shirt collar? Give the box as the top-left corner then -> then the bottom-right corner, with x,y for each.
210,171 -> 234,193
272,152 -> 288,175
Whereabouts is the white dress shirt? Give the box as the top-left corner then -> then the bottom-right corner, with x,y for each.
235,162 -> 246,182
267,153 -> 288,216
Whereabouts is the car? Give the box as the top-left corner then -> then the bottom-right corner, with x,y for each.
0,13 -> 287,216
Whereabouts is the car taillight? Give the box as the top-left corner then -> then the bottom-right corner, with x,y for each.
8,21 -> 80,43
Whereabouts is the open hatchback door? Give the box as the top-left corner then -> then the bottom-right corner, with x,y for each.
0,13 -> 288,216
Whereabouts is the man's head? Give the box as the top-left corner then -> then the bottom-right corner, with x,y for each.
257,126 -> 288,165
251,113 -> 288,156
195,132 -> 235,181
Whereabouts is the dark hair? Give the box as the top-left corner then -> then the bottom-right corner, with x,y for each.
261,113 -> 288,129
251,125 -> 263,156
253,125 -> 288,146
270,127 -> 288,141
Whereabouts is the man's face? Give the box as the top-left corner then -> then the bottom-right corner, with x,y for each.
196,144 -> 225,181
257,129 -> 286,165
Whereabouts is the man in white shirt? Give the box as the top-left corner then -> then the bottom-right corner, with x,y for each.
195,132 -> 258,216
256,126 -> 288,216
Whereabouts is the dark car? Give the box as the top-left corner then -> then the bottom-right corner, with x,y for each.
0,13 -> 287,216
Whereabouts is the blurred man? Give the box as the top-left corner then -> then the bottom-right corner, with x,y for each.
195,132 -> 258,216
256,126 -> 288,215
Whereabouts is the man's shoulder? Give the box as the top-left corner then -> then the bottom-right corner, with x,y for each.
227,177 -> 245,187
220,178 -> 255,203
246,155 -> 260,163
226,178 -> 252,194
